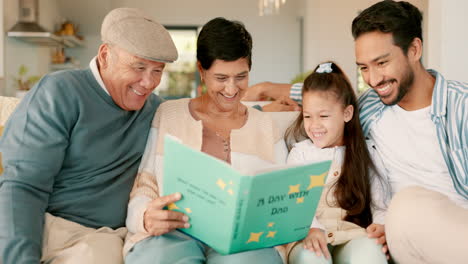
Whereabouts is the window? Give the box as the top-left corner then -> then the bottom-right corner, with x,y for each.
356,68 -> 370,95
156,26 -> 199,99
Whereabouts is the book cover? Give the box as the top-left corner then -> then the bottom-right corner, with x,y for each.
163,136 -> 331,255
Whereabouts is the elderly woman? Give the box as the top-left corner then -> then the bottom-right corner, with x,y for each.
123,17 -> 287,263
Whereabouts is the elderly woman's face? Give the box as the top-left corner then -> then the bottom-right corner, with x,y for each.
201,58 -> 250,112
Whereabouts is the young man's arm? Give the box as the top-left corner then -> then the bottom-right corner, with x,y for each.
243,82 -> 303,112
242,82 -> 292,101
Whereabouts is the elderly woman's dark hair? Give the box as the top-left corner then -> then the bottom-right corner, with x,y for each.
351,0 -> 423,54
197,17 -> 253,70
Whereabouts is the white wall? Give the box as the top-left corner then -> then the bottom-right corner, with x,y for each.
59,0 -> 303,86
1,0 -> 466,96
2,0 -> 62,96
58,0 -> 468,85
426,0 -> 468,82
56,0 -> 113,69
303,0 -> 428,88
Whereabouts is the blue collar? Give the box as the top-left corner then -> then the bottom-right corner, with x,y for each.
428,69 -> 447,118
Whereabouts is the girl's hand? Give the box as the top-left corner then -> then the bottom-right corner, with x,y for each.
366,223 -> 389,260
303,228 -> 331,259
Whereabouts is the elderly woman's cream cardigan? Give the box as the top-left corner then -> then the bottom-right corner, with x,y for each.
123,98 -> 288,256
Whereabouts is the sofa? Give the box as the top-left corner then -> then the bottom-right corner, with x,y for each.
0,97 -> 299,175
0,96 -> 20,174
0,96 -> 299,263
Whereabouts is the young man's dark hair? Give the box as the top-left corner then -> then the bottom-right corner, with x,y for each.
351,0 -> 423,54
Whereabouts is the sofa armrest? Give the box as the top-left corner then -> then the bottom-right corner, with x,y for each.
0,96 -> 20,126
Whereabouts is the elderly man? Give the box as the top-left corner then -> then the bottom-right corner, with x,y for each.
0,8 -> 177,263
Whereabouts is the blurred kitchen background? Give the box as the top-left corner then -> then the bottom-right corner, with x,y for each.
0,0 -> 467,98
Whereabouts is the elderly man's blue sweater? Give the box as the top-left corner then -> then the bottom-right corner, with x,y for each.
0,68 -> 162,262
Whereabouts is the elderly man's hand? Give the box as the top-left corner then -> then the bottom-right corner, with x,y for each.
143,193 -> 189,236
261,96 -> 301,112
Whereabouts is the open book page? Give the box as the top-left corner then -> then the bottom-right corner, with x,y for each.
163,136 -> 332,254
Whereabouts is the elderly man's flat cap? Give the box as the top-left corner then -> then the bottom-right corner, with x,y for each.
101,8 -> 178,63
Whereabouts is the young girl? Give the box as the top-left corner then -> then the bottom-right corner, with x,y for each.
285,62 -> 389,264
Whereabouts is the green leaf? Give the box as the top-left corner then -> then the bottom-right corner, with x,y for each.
18,65 -> 28,76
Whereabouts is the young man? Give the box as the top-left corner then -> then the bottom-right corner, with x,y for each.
0,8 -> 178,263
354,1 -> 467,263
247,1 -> 468,262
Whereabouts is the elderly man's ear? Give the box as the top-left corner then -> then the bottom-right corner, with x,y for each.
97,44 -> 112,69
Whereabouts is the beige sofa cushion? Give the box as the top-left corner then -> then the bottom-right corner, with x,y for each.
0,96 -> 20,174
0,96 -> 20,126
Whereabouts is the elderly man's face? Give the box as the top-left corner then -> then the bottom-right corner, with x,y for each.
100,45 -> 165,111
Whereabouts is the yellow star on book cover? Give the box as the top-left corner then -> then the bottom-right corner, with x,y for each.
217,179 -> 227,190
167,203 -> 179,210
296,197 -> 304,204
288,184 -> 300,194
185,208 -> 192,213
266,231 -> 277,238
267,222 -> 275,228
227,189 -> 234,195
307,172 -> 327,190
247,232 -> 263,243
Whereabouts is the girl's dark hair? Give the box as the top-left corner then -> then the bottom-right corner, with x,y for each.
197,17 -> 252,70
285,61 -> 374,228
352,0 -> 423,54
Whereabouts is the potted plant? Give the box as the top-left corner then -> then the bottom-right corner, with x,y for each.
13,65 -> 41,98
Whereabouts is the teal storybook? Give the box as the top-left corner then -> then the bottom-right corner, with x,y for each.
163,136 -> 332,255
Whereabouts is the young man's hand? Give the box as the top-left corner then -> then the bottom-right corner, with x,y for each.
367,223 -> 389,259
242,82 -> 292,101
261,96 -> 301,112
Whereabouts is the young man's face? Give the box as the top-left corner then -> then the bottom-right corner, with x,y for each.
355,31 -> 415,106
99,45 -> 166,111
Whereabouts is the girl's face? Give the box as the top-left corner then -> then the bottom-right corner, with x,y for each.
302,90 -> 353,149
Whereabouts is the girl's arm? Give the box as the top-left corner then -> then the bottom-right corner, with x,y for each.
287,143 -> 325,230
287,144 -> 325,230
